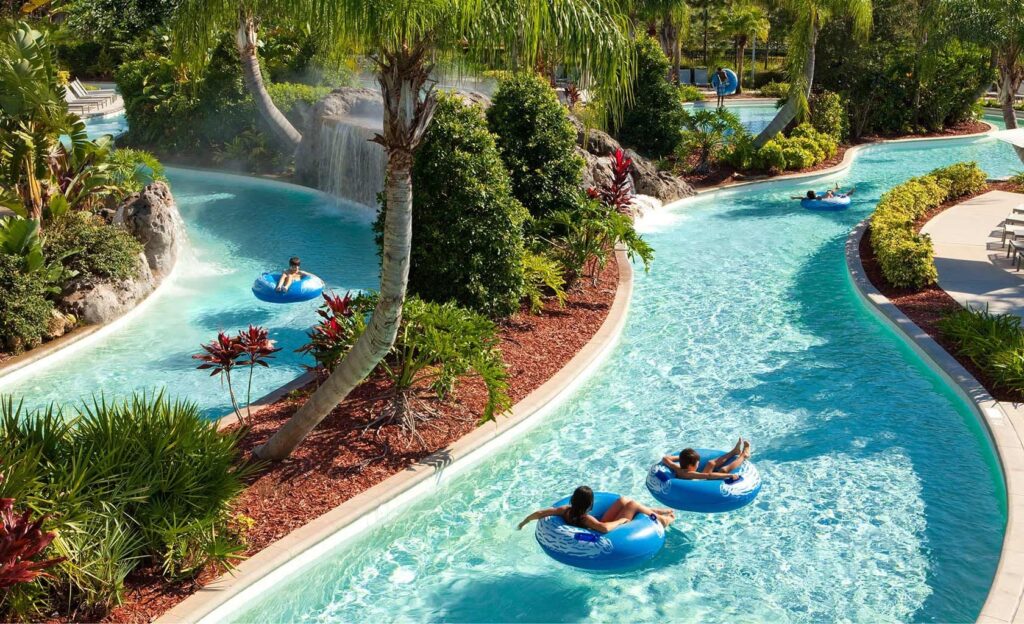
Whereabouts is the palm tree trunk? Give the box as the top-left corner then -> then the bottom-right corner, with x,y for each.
236,14 -> 302,152
736,39 -> 746,95
256,45 -> 436,461
754,26 -> 817,148
999,66 -> 1024,163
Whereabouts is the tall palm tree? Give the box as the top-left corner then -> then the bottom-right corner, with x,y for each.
173,0 -> 314,151
638,0 -> 690,83
753,0 -> 871,147
721,2 -> 769,94
254,0 -> 634,460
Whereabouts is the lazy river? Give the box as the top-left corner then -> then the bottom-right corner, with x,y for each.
215,131 -> 1020,623
6,113 -> 1022,622
0,116 -> 380,414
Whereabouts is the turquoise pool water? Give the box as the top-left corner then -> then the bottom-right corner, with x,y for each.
217,133 -> 1019,623
686,100 -> 778,134
0,164 -> 379,416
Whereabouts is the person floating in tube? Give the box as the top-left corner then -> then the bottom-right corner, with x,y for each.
661,438 -> 751,481
517,486 -> 676,533
275,256 -> 311,293
793,183 -> 856,201
714,67 -> 729,108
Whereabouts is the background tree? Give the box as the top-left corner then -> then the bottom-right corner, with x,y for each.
173,0 -> 324,151
254,0 -> 633,461
614,34 -> 686,157
754,0 -> 873,147
721,2 -> 770,94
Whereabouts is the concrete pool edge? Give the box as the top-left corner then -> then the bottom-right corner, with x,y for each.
157,249 -> 635,624
845,218 -> 1024,624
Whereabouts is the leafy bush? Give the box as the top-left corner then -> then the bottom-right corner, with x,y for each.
678,84 -> 704,102
0,495 -> 64,621
0,254 -> 54,354
930,161 -> 987,199
404,94 -> 527,317
781,146 -> 816,170
298,291 -> 374,374
809,90 -> 849,141
522,251 -> 567,314
938,307 -> 1024,394
0,393 -> 247,616
43,212 -> 143,281
487,72 -> 585,220
753,139 -> 786,171
759,81 -> 790,98
613,35 -> 686,157
105,149 -> 167,198
678,108 -> 744,173
869,162 -> 987,289
748,124 -> 836,172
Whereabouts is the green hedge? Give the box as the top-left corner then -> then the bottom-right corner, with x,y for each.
0,253 -> 54,353
746,124 -> 837,172
614,35 -> 686,157
870,161 -> 987,289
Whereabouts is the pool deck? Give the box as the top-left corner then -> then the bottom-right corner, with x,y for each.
921,190 -> 1024,317
847,218 -> 1024,624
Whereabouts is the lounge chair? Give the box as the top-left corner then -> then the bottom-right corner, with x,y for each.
694,68 -> 708,87
68,80 -> 116,106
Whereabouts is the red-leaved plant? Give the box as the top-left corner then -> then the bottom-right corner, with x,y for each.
0,496 -> 64,589
298,291 -> 369,375
194,325 -> 279,424
564,83 -> 582,110
587,148 -> 634,214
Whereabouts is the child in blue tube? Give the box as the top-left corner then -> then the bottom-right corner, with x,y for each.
276,256 -> 311,292
662,438 -> 750,481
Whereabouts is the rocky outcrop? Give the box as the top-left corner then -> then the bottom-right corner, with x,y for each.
114,181 -> 182,278
572,118 -> 695,204
61,254 -> 156,325
59,182 -> 182,325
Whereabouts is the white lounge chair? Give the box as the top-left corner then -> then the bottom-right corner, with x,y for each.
68,80 -> 116,106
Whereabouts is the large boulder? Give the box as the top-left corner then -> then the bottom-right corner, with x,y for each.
570,117 -> 694,204
113,182 -> 182,278
61,253 -> 156,325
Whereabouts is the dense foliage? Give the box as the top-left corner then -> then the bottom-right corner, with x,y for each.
870,161 -> 987,289
939,307 -> 1024,395
0,253 -> 53,353
727,123 -> 837,172
0,394 -> 247,620
614,35 -> 686,157
679,108 -> 743,174
116,35 -> 332,173
815,0 -> 991,139
487,73 -> 585,221
403,94 -> 527,318
43,212 -> 143,281
809,90 -> 848,141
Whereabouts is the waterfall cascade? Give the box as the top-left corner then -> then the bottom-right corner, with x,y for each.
317,116 -> 387,208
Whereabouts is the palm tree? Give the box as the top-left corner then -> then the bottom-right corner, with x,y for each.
638,0 -> 690,83
173,1 -> 315,152
753,0 -> 872,147
253,0 -> 634,461
721,2 -> 769,94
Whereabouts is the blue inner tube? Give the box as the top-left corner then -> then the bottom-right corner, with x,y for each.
711,69 -> 738,95
646,449 -> 761,513
252,272 -> 325,304
534,491 -> 666,571
800,194 -> 851,211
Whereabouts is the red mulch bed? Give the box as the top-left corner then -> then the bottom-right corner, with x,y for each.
859,181 -> 1024,402
686,119 -> 989,191
102,258 -> 621,623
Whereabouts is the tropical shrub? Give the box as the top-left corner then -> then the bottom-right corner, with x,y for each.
758,81 -> 789,98
487,72 -> 585,220
403,94 -> 527,317
748,124 -> 837,172
938,307 -> 1024,394
521,251 -> 567,314
379,298 -> 511,436
194,326 -> 280,423
870,162 -> 987,289
43,212 -> 143,281
105,148 -> 167,197
678,84 -> 704,103
0,494 -> 64,621
0,254 -> 54,354
543,197 -> 654,286
298,291 -> 373,374
0,393 -> 247,617
679,108 -> 744,174
809,90 -> 849,141
614,35 -> 686,157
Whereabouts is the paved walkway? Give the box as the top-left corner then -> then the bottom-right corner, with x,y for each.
921,190 -> 1024,317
